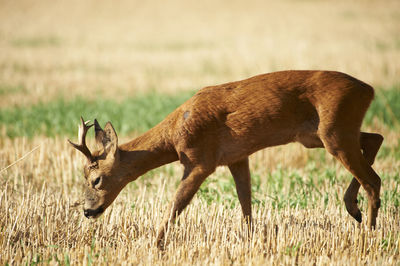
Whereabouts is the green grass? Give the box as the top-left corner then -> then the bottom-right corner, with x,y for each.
0,86 -> 399,138
0,84 -> 26,95
366,86 -> 400,128
11,36 -> 62,48
0,91 -> 194,138
159,162 -> 400,211
377,143 -> 400,161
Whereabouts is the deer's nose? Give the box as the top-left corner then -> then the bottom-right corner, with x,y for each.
83,206 -> 104,218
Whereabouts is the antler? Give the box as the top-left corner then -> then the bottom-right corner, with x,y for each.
68,116 -> 94,162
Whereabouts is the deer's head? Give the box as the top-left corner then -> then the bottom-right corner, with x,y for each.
68,117 -> 127,219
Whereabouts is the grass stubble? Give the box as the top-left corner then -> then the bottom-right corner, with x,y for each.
1,0 -> 400,264
0,129 -> 399,265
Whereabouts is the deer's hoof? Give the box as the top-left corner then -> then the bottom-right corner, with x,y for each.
352,211 -> 362,223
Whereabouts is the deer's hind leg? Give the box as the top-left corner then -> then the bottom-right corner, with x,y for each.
320,128 -> 381,229
343,132 -> 384,223
297,130 -> 383,225
361,132 -> 384,165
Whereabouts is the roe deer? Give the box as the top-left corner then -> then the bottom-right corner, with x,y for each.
69,70 -> 383,248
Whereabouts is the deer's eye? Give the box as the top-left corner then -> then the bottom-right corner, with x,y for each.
93,177 -> 101,187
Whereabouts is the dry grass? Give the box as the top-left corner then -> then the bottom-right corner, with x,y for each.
1,134 -> 399,265
1,0 -> 400,264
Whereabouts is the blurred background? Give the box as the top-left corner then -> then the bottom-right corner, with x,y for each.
1,0 -> 399,106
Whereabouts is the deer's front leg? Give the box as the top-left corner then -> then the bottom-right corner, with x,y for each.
156,166 -> 211,249
228,158 -> 252,224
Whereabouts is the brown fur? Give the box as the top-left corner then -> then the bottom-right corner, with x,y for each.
69,70 -> 383,249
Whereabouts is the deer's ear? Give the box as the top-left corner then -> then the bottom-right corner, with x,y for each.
103,122 -> 119,159
94,119 -> 106,149
94,119 -> 119,160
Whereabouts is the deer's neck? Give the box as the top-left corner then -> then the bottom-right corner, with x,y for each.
119,125 -> 178,181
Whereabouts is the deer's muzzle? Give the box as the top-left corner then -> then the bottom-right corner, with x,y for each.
83,206 -> 104,219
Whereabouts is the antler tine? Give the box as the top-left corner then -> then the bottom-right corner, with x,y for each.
68,116 -> 94,162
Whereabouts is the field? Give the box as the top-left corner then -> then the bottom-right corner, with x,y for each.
1,0 -> 400,264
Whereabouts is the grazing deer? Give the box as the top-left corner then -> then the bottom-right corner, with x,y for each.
69,70 -> 383,248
